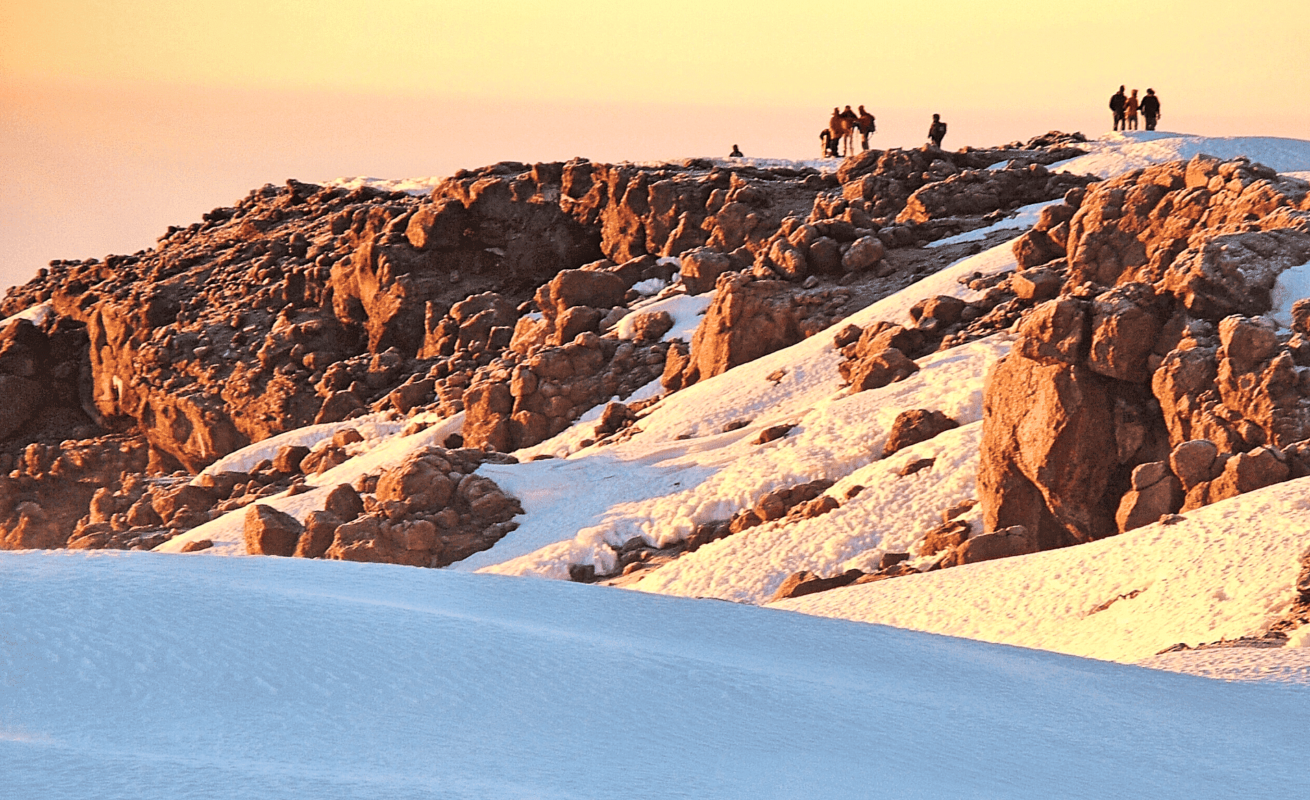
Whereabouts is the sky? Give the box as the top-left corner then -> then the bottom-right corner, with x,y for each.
3,0 -> 1309,291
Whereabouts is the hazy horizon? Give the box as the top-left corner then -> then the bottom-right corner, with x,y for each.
4,0 -> 1308,293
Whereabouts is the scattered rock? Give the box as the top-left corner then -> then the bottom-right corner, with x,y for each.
883,410 -> 959,457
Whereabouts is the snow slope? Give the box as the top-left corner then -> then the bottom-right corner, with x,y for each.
3,551 -> 1309,800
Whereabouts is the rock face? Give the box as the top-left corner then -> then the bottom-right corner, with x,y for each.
897,163 -> 1090,225
0,134 -> 1100,552
980,156 -> 1310,549
0,435 -> 151,550
461,333 -> 669,452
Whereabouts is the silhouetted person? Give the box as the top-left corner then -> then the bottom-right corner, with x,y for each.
730,144 -> 743,157
1125,89 -> 1140,130
1141,88 -> 1161,131
828,107 -> 855,156
1110,85 -> 1127,130
928,114 -> 947,148
820,129 -> 838,158
857,105 -> 876,150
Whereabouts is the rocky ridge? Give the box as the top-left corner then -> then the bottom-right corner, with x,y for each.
1,134 -> 1099,556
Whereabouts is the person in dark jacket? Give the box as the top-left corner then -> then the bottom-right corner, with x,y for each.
857,105 -> 876,150
927,114 -> 947,148
1140,89 -> 1161,131
1109,85 -> 1127,130
730,144 -> 744,157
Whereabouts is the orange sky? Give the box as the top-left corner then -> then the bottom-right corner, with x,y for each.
6,0 -> 1308,111
3,0 -> 1309,289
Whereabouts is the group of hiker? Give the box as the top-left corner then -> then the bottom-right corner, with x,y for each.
814,106 -> 946,158
727,87 -> 1164,161
1109,85 -> 1162,131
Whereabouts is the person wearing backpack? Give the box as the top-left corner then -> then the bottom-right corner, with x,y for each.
1140,89 -> 1161,131
857,105 -> 876,151
927,114 -> 947,148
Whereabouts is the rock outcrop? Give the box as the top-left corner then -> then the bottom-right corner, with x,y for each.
318,446 -> 523,568
0,134 -> 1100,553
980,156 -> 1310,548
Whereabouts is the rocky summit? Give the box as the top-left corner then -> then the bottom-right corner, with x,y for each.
5,131 -> 1310,588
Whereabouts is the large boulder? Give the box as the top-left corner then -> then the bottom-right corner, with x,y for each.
243,504 -> 303,557
675,275 -> 803,389
978,353 -> 1121,548
679,248 -> 734,295
950,525 -> 1038,565
1114,461 -> 1183,532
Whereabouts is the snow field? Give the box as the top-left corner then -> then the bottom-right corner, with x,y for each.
3,551 -> 1309,800
630,421 -> 985,603
1140,646 -> 1310,686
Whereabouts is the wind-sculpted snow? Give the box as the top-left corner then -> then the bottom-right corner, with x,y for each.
3,552 -> 1309,799
1139,642 -> 1310,685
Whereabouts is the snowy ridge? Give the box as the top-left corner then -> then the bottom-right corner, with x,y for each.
1052,130 -> 1310,177
148,131 -> 1310,680
146,132 -> 1310,679
9,131 -> 1310,798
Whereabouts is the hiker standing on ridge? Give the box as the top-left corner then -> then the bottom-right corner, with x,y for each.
1125,89 -> 1140,130
730,144 -> 744,157
927,114 -> 947,148
1110,85 -> 1127,130
1141,88 -> 1161,131
857,105 -> 876,151
827,107 -> 844,157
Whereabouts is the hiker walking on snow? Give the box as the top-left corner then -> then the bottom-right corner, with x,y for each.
1141,88 -> 1161,131
1125,89 -> 1140,130
1110,85 -> 1127,130
857,105 -> 876,151
927,114 -> 947,148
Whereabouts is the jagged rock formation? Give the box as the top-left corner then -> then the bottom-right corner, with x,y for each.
980,155 -> 1310,549
0,133 -> 1097,554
